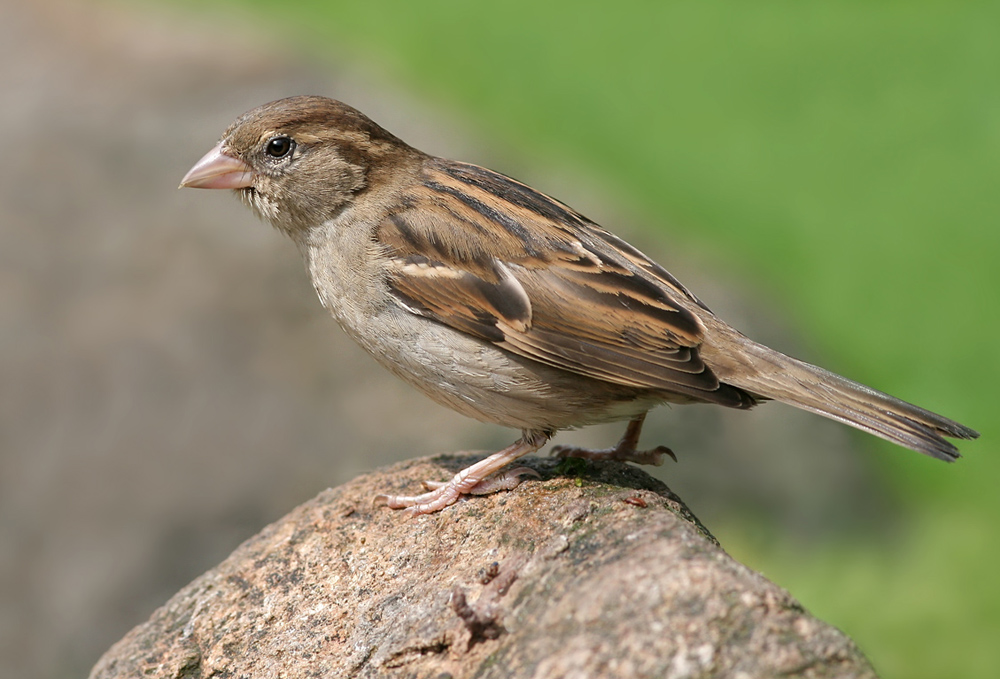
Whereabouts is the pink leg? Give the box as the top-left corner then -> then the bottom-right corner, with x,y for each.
550,414 -> 674,466
374,431 -> 549,515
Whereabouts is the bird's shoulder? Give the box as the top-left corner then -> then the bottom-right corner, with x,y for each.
365,157 -> 755,406
378,157 -> 704,307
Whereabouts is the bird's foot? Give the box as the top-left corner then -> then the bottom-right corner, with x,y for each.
375,467 -> 540,515
550,443 -> 675,466
373,433 -> 548,515
422,466 -> 540,494
550,413 -> 674,466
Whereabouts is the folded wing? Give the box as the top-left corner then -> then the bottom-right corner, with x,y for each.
378,159 -> 755,409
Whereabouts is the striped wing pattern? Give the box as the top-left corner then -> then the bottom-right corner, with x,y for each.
378,159 -> 755,408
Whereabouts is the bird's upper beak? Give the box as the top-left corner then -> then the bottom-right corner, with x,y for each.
179,142 -> 254,189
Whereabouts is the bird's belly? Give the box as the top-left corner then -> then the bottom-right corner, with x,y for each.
305,232 -> 662,431
345,305 -> 659,432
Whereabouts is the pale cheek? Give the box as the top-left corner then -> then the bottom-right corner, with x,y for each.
242,187 -> 280,223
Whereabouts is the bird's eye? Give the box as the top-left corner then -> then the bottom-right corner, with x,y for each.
265,136 -> 294,158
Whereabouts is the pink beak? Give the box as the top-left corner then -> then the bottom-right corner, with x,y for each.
179,142 -> 254,189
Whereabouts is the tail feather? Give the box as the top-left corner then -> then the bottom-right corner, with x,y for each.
701,328 -> 979,461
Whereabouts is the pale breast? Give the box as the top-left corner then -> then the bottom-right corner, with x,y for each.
303,217 -> 662,432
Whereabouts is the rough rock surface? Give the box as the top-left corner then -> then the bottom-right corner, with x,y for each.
91,458 -> 877,679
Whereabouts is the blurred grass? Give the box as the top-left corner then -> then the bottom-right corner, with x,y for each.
162,0 -> 998,676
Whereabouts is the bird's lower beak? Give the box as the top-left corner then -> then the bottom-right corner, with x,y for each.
179,143 -> 254,189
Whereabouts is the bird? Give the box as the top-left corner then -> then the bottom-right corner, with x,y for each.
180,95 -> 978,515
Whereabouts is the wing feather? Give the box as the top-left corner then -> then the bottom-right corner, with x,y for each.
378,158 -> 756,409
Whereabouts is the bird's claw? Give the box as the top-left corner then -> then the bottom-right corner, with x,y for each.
374,466 -> 541,515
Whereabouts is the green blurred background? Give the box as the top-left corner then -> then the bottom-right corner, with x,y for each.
178,0 -> 1000,679
7,0 -> 993,676
172,0 -> 997,675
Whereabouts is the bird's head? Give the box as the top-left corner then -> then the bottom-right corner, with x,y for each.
180,96 -> 414,237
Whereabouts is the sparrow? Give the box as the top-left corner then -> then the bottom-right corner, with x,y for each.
180,96 -> 978,515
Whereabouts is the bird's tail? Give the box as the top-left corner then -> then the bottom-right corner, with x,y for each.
701,323 -> 979,461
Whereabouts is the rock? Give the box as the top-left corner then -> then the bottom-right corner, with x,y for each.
90,457 -> 877,679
